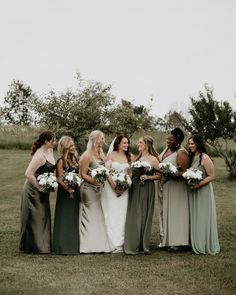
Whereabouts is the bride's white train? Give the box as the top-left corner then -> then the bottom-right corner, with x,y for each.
101,136 -> 131,251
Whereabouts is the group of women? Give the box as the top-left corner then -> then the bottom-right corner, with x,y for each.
19,128 -> 220,256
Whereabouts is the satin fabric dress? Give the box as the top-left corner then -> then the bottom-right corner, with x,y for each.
52,158 -> 80,255
189,154 -> 220,254
79,157 -> 114,253
157,148 -> 189,247
124,165 -> 155,254
20,160 -> 55,254
101,162 -> 129,251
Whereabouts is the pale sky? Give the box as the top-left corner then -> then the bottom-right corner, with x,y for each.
0,0 -> 235,117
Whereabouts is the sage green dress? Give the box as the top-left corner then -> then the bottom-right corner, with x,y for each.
189,155 -> 220,255
20,160 -> 55,254
52,158 -> 80,255
124,167 -> 155,254
79,157 -> 114,253
157,148 -> 189,247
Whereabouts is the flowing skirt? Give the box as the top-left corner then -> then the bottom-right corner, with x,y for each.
20,180 -> 51,254
101,181 -> 128,250
189,183 -> 220,255
124,179 -> 155,254
52,186 -> 80,255
79,181 -> 114,253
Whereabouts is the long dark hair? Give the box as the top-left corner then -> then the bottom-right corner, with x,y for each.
188,134 -> 208,166
31,130 -> 55,155
113,135 -> 131,163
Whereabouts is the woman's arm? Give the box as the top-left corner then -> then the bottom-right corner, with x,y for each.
176,149 -> 190,174
25,153 -> 45,191
140,157 -> 161,181
80,153 -> 100,186
194,154 -> 214,189
56,159 -> 74,193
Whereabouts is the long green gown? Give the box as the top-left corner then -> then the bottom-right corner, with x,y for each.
189,154 -> 220,255
52,158 -> 80,255
124,167 -> 155,254
157,148 -> 189,247
20,160 -> 55,254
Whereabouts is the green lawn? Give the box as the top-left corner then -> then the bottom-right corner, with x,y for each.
0,150 -> 235,295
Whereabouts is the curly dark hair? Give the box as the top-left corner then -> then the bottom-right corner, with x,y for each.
170,127 -> 185,144
31,130 -> 55,155
113,135 -> 131,163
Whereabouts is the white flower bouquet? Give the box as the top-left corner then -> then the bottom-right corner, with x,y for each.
158,162 -> 177,177
131,160 -> 152,173
91,166 -> 110,186
62,171 -> 82,189
182,168 -> 203,187
37,172 -> 58,193
110,171 -> 132,191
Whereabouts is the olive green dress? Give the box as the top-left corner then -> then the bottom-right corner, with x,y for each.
157,148 -> 189,247
20,160 -> 55,254
124,167 -> 155,254
52,158 -> 80,255
79,157 -> 114,253
189,155 -> 220,255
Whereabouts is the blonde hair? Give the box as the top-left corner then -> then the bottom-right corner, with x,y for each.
136,135 -> 159,160
81,130 -> 105,160
57,136 -> 78,161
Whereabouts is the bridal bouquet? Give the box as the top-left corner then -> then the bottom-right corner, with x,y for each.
37,172 -> 58,193
131,160 -> 152,173
182,168 -> 203,187
62,171 -> 82,189
110,171 -> 132,191
158,162 -> 177,177
91,166 -> 110,186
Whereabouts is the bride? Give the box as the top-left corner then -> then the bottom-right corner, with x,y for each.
101,135 -> 132,252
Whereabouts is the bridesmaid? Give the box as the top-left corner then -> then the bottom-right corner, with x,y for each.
52,136 -> 80,255
79,130 -> 114,253
124,136 -> 159,255
188,134 -> 220,255
157,127 -> 189,250
20,130 -> 56,254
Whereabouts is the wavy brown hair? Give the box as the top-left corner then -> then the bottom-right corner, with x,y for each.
31,130 -> 55,155
57,136 -> 79,166
136,136 -> 159,160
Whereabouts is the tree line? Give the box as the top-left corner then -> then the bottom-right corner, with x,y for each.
0,75 -> 236,178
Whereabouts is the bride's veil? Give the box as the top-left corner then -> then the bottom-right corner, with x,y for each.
107,137 -> 116,156
105,137 -> 116,169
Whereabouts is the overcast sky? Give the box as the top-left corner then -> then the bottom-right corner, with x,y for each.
0,0 -> 235,117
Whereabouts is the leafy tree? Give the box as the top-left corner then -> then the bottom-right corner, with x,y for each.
33,76 -> 115,151
183,84 -> 236,178
33,75 -> 157,151
156,110 -> 187,132
2,80 -> 34,125
107,99 -> 156,138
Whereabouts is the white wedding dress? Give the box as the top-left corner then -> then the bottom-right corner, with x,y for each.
101,161 -> 129,251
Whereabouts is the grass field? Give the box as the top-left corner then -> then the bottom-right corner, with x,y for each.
0,149 -> 236,295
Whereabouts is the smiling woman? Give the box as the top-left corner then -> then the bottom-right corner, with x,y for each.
19,130 -> 56,254
187,134 -> 220,255
124,135 -> 160,255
